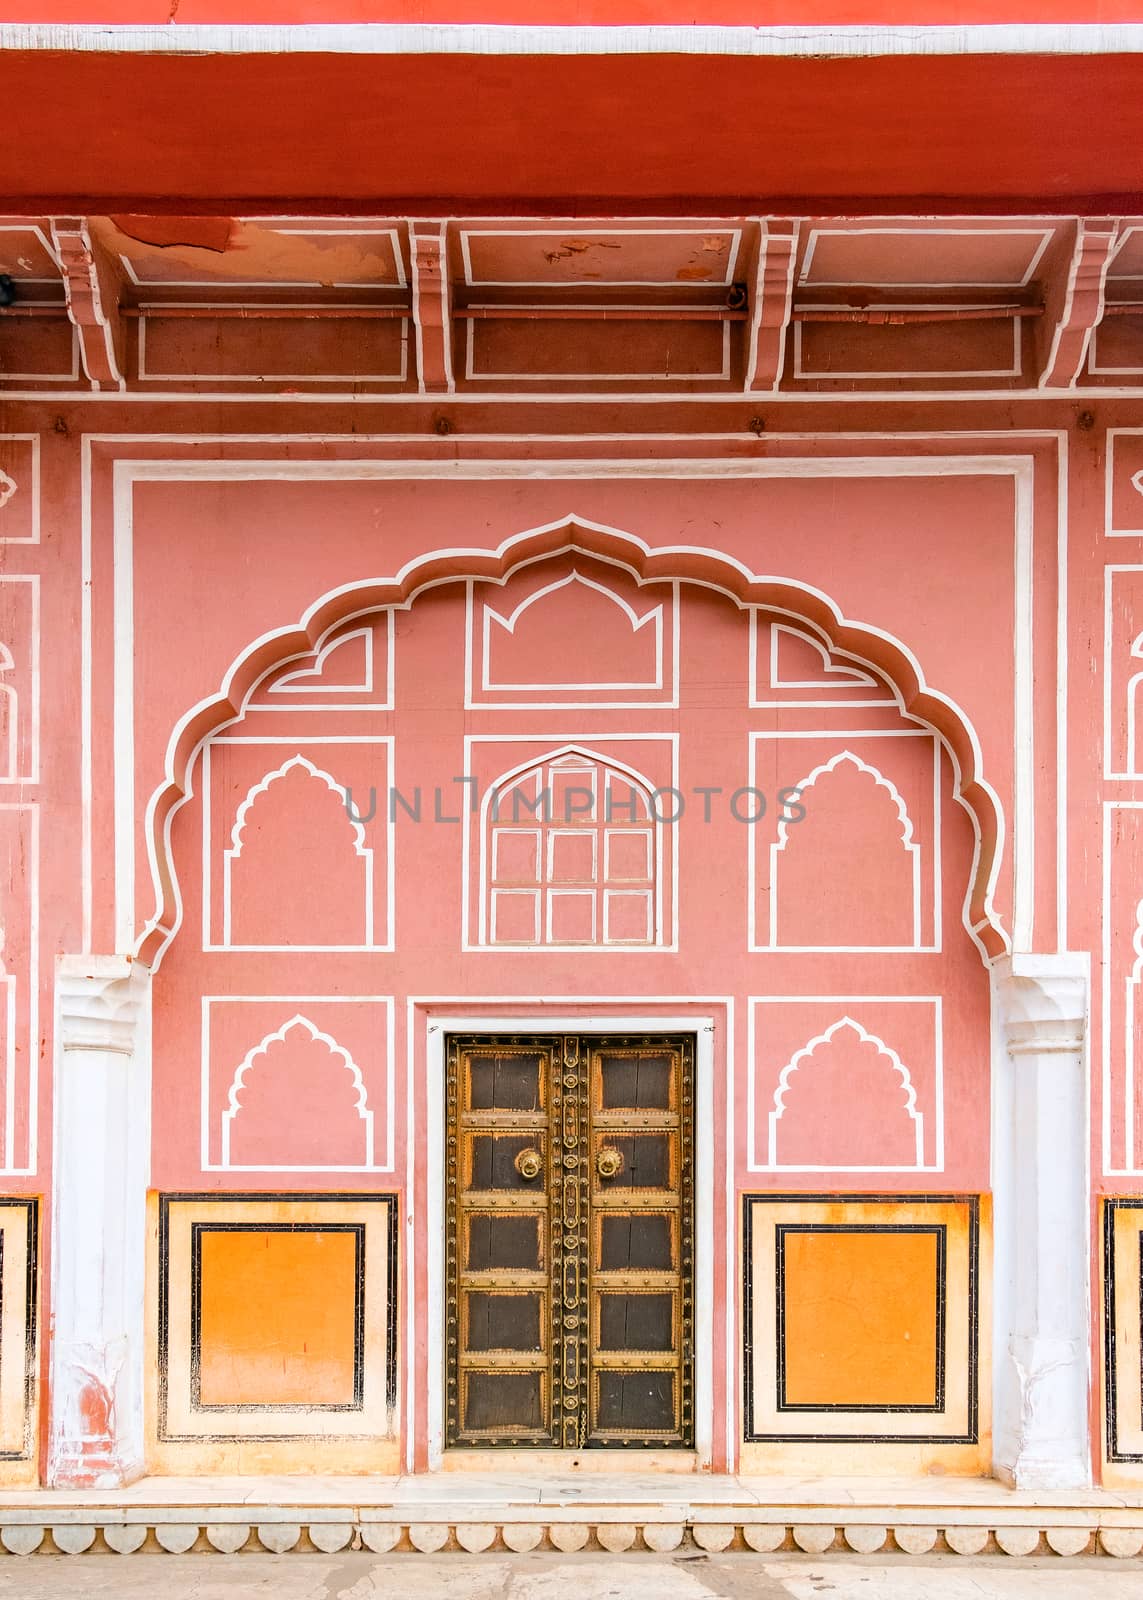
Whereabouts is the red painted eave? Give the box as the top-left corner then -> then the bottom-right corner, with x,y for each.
2,46 -> 1142,211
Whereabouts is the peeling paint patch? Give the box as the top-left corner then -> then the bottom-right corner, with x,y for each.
109,215 -> 234,252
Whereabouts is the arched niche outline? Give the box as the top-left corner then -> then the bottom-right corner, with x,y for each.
136,514 -> 1010,970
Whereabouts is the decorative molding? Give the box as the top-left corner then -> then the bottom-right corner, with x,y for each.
745,220 -> 798,392
767,1017 -> 924,1171
995,953 -> 1088,1059
48,217 -> 125,392
0,1509 -> 1133,1558
57,955 -> 149,1057
1038,220 -> 1119,389
135,508 -> 1010,970
410,222 -> 453,395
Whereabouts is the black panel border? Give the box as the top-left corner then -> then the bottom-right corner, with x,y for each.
158,1192 -> 398,1444
1104,1195 -> 1143,1463
0,1198 -> 37,1461
775,1222 -> 946,1414
189,1221 -> 366,1413
742,1192 -> 979,1446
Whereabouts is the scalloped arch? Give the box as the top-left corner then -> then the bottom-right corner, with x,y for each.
137,514 -> 1009,969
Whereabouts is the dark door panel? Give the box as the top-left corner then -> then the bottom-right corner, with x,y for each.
446,1033 -> 694,1449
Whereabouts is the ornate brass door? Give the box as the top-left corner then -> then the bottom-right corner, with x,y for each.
446,1034 -> 694,1448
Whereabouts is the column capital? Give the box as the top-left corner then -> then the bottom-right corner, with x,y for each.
992,952 -> 1089,1057
57,955 -> 150,1056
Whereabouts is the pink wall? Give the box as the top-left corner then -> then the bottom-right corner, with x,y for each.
0,388 -> 1137,1474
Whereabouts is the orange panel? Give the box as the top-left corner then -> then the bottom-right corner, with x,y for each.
197,1229 -> 358,1407
781,1229 -> 939,1407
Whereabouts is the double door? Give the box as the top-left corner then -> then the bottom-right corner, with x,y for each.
445,1034 -> 694,1448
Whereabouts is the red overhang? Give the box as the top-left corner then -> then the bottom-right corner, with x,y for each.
1,26 -> 1142,212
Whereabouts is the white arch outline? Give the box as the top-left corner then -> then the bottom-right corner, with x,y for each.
266,625 -> 375,695
1125,630 -> 1143,775
769,621 -> 880,690
767,1015 -> 925,1169
484,569 -> 663,691
769,749 -> 923,949
1124,898 -> 1143,1170
0,914 -> 13,1173
0,644 -> 17,781
137,511 -> 1008,970
221,753 -> 374,948
477,741 -> 661,949
220,1012 -> 375,1170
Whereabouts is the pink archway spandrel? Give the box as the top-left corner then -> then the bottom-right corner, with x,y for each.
138,515 -> 1009,968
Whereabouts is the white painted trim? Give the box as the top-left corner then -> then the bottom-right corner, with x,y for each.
92,442 -> 1032,966
459,225 -> 743,290
1106,428 -> 1143,537
1108,224 -> 1143,276
463,733 -> 678,954
1087,320 -> 1143,378
0,804 -> 38,1175
1102,801 -> 1143,1175
463,308 -> 731,385
746,994 -> 943,1175
267,625 -> 374,695
483,570 -> 663,691
793,304 -> 1022,382
0,576 -> 40,785
1012,459 -> 1036,951
767,1017 -> 925,1171
4,22 -> 1143,55
1056,435 -> 1069,953
748,613 -> 893,709
748,729 -> 941,955
769,621 -> 878,689
80,438 -> 92,951
0,435 -> 40,547
203,735 -> 396,953
418,1006 -> 720,1473
137,304 -> 410,385
0,312 -> 80,383
798,226 -> 1055,290
106,452 -> 1032,482
768,748 -> 925,951
27,386 -> 1143,404
467,545 -> 680,710
119,225 -> 405,292
112,462 -> 136,952
201,993 -> 396,1173
1102,565 -> 1143,780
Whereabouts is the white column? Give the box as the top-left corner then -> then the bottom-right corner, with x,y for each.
991,952 -> 1091,1489
49,955 -> 151,1488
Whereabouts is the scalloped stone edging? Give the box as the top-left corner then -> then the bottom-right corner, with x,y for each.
0,1515 -> 1131,1556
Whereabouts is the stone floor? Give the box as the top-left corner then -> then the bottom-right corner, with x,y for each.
0,1552 -> 1139,1599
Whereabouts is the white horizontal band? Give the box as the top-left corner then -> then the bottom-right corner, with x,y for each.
1,22 -> 1143,57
